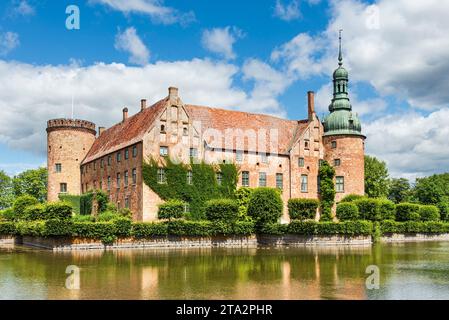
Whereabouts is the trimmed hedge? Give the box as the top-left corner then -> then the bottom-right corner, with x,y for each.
378,199 -> 396,220
0,222 -> 16,235
158,199 -> 185,220
261,220 -> 373,236
58,194 -> 81,215
44,202 -> 73,220
13,195 -> 39,220
205,199 -> 239,222
419,205 -> 440,221
0,208 -> 14,221
247,188 -> 283,226
340,194 -> 366,203
354,198 -> 381,221
336,203 -> 359,221
288,198 -> 319,220
380,220 -> 449,234
22,204 -> 45,221
396,203 -> 421,221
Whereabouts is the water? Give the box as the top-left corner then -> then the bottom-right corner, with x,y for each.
1,242 -> 449,300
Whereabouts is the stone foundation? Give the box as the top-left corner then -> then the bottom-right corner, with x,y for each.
258,234 -> 372,246
381,233 -> 449,243
0,235 -> 15,245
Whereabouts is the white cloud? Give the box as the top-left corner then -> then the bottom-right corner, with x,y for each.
273,0 -> 449,110
364,109 -> 449,179
274,0 -> 301,21
0,32 -> 19,56
201,26 -> 244,60
89,0 -> 195,25
13,1 -> 35,16
0,58 -> 288,156
114,27 -> 150,66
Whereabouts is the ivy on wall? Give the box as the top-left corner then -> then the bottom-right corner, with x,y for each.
142,158 -> 238,220
319,160 -> 336,221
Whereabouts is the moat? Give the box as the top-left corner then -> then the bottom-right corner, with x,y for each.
1,242 -> 449,300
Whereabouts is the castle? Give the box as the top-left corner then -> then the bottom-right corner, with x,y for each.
47,44 -> 365,222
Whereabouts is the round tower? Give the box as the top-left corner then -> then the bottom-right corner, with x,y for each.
47,119 -> 96,202
323,31 -> 365,204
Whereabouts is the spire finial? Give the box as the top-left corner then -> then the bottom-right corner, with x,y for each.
338,29 -> 343,66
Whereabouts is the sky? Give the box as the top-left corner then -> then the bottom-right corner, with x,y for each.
0,0 -> 449,180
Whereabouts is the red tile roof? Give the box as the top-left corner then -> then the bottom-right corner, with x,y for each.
82,98 -> 309,164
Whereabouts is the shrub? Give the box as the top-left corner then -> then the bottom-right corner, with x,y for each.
235,187 -> 253,220
354,198 -> 381,221
340,194 -> 366,203
247,188 -> 283,226
15,220 -> 45,236
336,202 -> 359,221
437,202 -> 449,221
167,220 -> 212,236
158,199 -> 185,220
0,222 -> 16,235
318,161 -> 336,221
113,217 -> 132,237
72,222 -> 116,243
13,195 -> 39,220
396,203 -> 421,221
288,220 -> 318,235
288,198 -> 319,220
0,208 -> 15,221
378,199 -> 396,220
72,214 -> 95,223
97,211 -> 121,222
419,205 -> 440,221
205,199 -> 239,222
22,204 -> 45,221
43,219 -> 73,236
44,201 -> 73,220
58,194 -> 81,215
380,220 -> 449,234
132,222 -> 169,237
118,208 -> 133,219
287,220 -> 373,235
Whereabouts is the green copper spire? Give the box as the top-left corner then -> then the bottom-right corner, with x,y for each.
323,31 -> 364,137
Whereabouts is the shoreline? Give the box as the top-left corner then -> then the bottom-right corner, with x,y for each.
2,233 -> 449,251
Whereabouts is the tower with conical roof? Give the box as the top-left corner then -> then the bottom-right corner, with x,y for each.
323,31 -> 365,208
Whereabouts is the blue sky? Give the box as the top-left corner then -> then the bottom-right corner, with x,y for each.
0,0 -> 448,179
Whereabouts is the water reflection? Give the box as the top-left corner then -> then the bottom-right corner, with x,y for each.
1,242 -> 449,300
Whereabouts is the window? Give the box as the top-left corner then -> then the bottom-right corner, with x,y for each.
187,171 -> 193,185
125,197 -> 129,209
133,145 -> 138,158
161,124 -> 166,132
117,152 -> 121,163
242,171 -> 249,187
298,157 -> 305,167
101,159 -> 104,168
132,168 -> 137,184
60,183 -> 67,193
108,156 -> 112,166
55,163 -> 62,173
301,175 -> 308,193
183,127 -> 188,136
259,172 -> 267,187
160,146 -> 168,157
331,141 -> 337,149
336,176 -> 345,192
334,159 -> 341,166
124,170 -> 129,187
216,172 -> 222,185
184,203 -> 190,213
116,173 -> 121,189
189,148 -> 198,158
236,151 -> 243,162
125,148 -> 129,160
107,176 -> 111,191
276,173 -> 283,190
157,168 -> 166,184
260,153 -> 268,164
305,141 -> 309,149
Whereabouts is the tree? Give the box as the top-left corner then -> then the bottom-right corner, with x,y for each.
319,160 -> 336,221
413,173 -> 449,205
0,170 -> 14,209
388,178 -> 412,203
13,167 -> 48,202
364,155 -> 389,198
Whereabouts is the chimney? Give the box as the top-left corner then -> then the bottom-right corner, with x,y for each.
307,91 -> 315,121
98,127 -> 106,136
168,86 -> 178,100
122,107 -> 128,122
140,99 -> 147,111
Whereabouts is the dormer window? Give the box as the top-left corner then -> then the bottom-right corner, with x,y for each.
161,124 -> 166,132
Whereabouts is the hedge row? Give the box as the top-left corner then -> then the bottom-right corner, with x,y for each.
336,200 -> 441,222
380,220 -> 449,234
260,220 -> 373,236
287,199 -> 319,220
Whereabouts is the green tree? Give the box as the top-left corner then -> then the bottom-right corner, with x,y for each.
0,170 -> 14,209
13,167 -> 48,202
364,155 -> 389,198
413,173 -> 449,205
388,178 -> 412,203
319,160 -> 336,221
